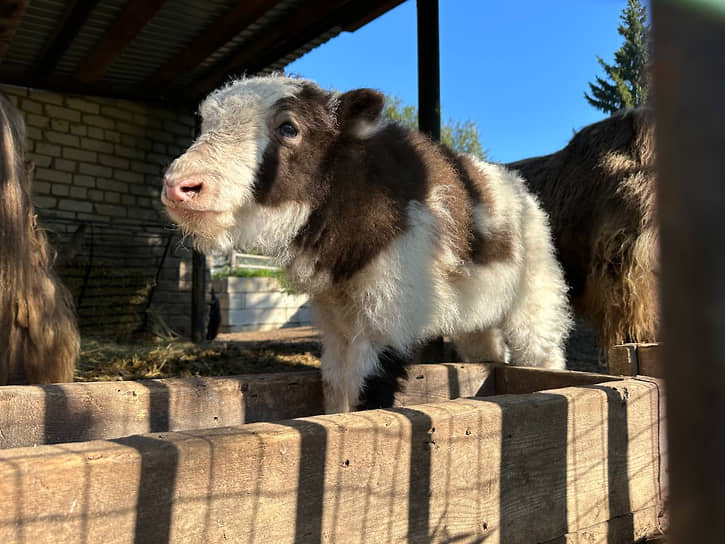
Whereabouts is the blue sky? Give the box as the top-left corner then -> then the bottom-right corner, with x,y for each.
287,0 -> 637,163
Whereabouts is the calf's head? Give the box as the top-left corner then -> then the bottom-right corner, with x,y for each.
162,76 -> 384,255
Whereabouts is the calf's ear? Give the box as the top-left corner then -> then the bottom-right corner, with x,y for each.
337,89 -> 384,134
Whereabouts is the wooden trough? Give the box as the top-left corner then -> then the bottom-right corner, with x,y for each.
0,356 -> 667,543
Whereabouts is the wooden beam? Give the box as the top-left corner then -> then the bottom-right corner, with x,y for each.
0,378 -> 666,543
147,0 -> 278,86
0,364 -> 500,449
0,0 -> 28,63
74,0 -> 166,83
190,0 -> 353,98
31,0 -> 101,83
653,0 -> 725,542
341,0 -> 406,32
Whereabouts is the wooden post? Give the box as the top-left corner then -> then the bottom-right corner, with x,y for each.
416,0 -> 440,141
653,0 -> 725,541
191,249 -> 206,342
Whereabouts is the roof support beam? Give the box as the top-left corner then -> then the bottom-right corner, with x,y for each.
147,0 -> 278,87
32,0 -> 101,83
0,0 -> 29,63
74,0 -> 166,83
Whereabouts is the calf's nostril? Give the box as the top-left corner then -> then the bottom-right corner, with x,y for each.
181,182 -> 203,194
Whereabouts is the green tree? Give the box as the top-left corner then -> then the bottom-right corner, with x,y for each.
383,95 -> 487,160
585,0 -> 651,114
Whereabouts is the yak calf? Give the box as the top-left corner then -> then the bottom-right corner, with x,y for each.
163,76 -> 571,412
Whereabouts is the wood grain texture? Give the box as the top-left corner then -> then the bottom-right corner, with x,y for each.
0,364 -> 496,449
609,344 -> 639,376
495,365 -> 617,395
0,378 -> 665,543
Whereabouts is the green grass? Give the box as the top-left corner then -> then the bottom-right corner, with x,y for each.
212,266 -> 298,293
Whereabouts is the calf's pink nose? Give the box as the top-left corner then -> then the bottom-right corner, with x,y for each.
163,178 -> 203,203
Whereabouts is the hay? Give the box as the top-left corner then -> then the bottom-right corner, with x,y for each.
77,336 -> 321,382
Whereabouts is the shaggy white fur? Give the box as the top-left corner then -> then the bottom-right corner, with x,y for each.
163,75 -> 572,413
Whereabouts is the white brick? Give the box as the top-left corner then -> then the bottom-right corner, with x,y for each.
45,104 -> 81,122
33,91 -> 63,105
36,168 -> 72,184
33,195 -> 57,209
70,186 -> 87,199
63,147 -> 97,162
94,203 -> 126,217
46,131 -> 79,147
73,175 -> 95,187
51,184 -> 69,196
54,159 -> 76,172
34,142 -> 61,157
59,199 -> 93,213
50,119 -> 69,132
97,178 -> 127,192
98,153 -> 129,169
26,114 -> 49,128
66,97 -> 100,114
79,162 -> 112,177
84,115 -> 115,130
81,137 -> 114,153
21,99 -> 42,114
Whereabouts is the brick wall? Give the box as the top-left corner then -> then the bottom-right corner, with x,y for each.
1,84 -> 202,336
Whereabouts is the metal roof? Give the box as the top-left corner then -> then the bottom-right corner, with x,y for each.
0,0 -> 405,106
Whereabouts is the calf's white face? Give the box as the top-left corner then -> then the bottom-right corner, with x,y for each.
162,76 -> 307,252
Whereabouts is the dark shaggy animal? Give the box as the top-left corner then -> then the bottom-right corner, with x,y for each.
508,108 -> 658,351
0,93 -> 79,384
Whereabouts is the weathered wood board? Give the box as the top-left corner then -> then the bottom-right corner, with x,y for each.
0,364 -> 496,449
609,343 -> 663,378
0,377 -> 666,543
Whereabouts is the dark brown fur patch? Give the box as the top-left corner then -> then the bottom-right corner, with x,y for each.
254,84 -> 515,282
439,147 -> 513,265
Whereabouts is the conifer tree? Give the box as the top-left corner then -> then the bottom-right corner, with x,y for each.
585,0 -> 651,114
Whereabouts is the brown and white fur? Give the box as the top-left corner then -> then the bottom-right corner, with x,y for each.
0,93 -> 79,385
162,75 -> 572,412
508,108 -> 658,351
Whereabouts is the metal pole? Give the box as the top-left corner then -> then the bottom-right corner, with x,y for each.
417,0 -> 440,141
653,0 -> 725,541
416,0 -> 445,362
190,114 -> 206,343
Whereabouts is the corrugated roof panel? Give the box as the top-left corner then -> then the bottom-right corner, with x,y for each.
172,0 -> 301,90
53,0 -> 127,79
105,0 -> 234,85
2,0 -> 65,67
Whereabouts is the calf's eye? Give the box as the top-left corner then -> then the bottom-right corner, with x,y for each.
277,122 -> 298,139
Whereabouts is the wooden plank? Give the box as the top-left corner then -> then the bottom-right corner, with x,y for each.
147,0 -> 278,86
0,378 -> 665,543
31,0 -> 101,82
0,0 -> 28,62
495,365 -> 617,395
0,372 -> 323,449
542,505 -> 666,543
637,344 -> 663,379
608,343 -> 639,376
74,0 -> 166,83
653,1 -> 725,541
0,364 -> 495,449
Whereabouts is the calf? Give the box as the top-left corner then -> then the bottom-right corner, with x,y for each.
163,75 -> 571,412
